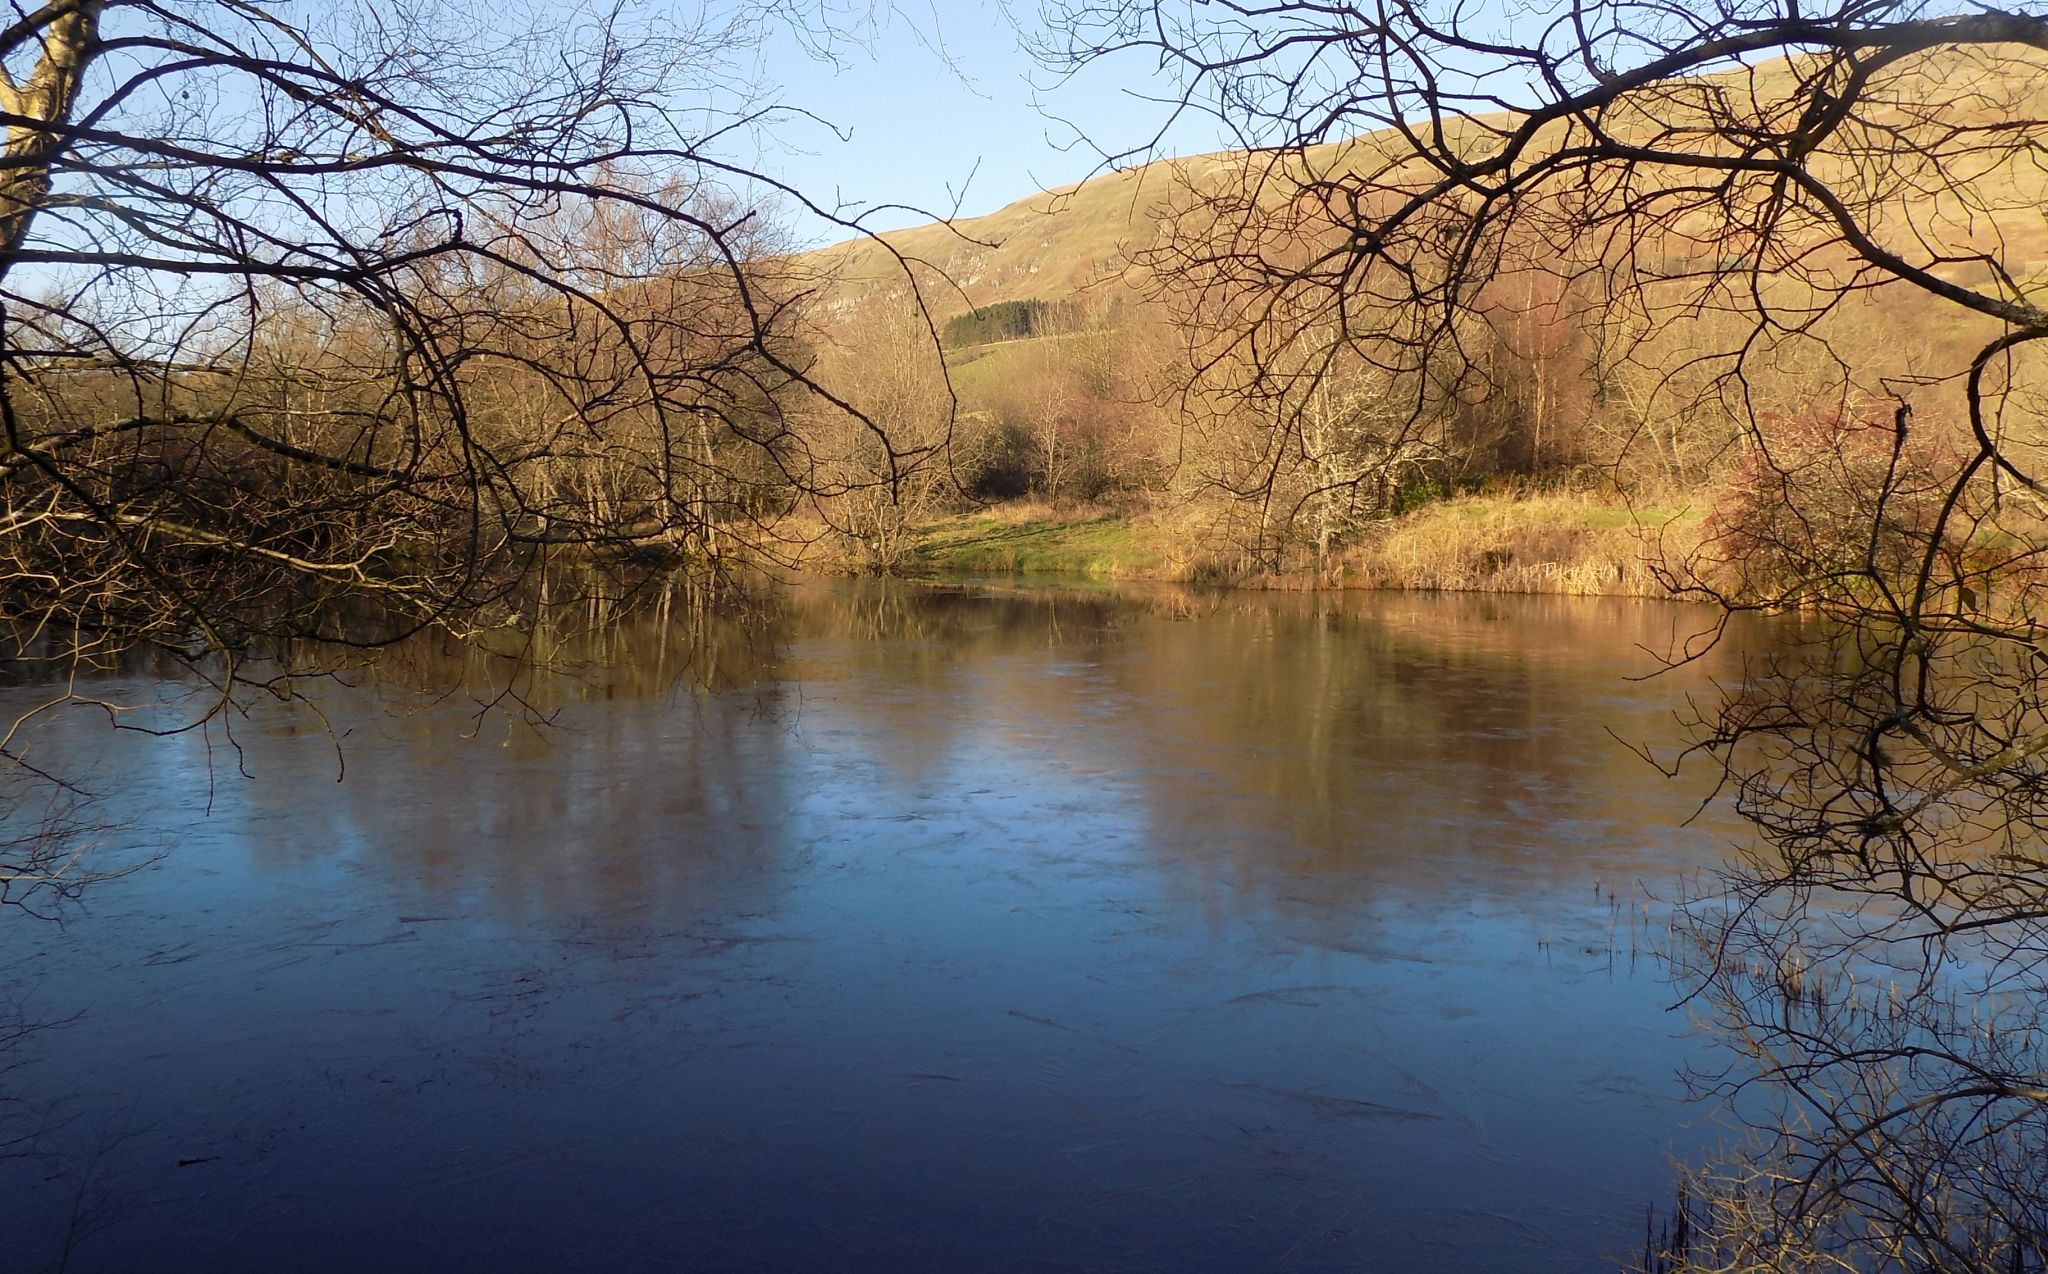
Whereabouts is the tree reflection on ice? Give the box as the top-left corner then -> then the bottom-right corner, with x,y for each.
0,582 -> 1757,1273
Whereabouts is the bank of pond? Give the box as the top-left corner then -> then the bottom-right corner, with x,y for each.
809,493 -> 1697,599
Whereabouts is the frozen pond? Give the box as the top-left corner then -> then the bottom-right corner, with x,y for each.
1,582 -> 1752,1272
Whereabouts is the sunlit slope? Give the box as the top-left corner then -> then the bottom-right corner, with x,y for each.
798,45 -> 2048,327
795,157 -> 1206,316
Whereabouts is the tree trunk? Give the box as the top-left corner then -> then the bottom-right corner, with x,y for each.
0,2 -> 103,273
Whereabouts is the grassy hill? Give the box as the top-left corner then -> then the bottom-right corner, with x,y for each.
784,46 -> 2048,593
799,47 -> 2048,327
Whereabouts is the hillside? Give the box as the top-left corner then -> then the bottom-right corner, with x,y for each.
796,156 -> 1195,319
798,47 -> 2048,329
784,46 -> 2048,595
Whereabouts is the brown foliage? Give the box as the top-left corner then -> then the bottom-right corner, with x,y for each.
1695,403 -> 1969,605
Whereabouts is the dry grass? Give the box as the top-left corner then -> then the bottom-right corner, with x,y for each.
907,501 -> 1188,578
776,493 -> 1702,597
1338,493 -> 1701,596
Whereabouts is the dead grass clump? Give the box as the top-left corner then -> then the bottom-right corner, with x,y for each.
1343,494 -> 1698,596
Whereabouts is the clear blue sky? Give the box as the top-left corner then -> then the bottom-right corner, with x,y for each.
736,2 -> 1224,245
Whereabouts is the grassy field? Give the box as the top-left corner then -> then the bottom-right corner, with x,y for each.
907,504 -> 1180,578
942,339 -> 1037,399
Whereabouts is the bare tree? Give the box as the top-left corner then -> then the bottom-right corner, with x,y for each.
1040,1 -> 2048,1266
0,0 -> 953,909
809,293 -> 955,569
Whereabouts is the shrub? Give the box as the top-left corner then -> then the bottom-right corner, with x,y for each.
1698,404 -> 1965,605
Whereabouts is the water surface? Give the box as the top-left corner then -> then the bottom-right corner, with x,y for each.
1,583 -> 1749,1272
